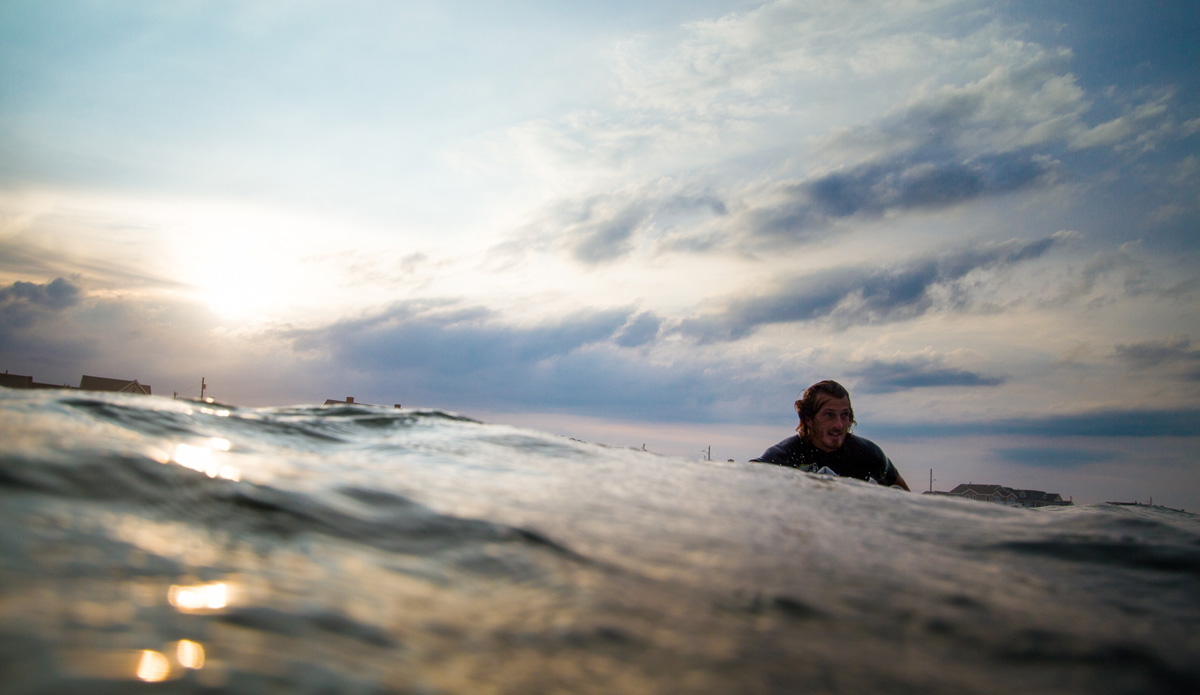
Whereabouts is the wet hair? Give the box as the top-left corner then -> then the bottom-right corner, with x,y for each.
794,380 -> 855,439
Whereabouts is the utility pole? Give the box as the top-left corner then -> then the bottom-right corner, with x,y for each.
929,468 -> 935,493
200,377 -> 206,401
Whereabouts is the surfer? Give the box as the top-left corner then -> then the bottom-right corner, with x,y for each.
752,380 -> 910,490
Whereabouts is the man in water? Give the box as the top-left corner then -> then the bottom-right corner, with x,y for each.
752,380 -> 910,490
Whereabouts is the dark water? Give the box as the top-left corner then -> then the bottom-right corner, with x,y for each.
1,389 -> 1198,694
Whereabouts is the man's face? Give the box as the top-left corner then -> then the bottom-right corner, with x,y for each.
807,396 -> 851,452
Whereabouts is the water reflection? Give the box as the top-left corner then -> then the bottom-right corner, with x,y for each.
72,641 -> 207,682
176,639 -> 205,670
137,649 -> 170,682
169,581 -> 229,612
167,438 -> 241,481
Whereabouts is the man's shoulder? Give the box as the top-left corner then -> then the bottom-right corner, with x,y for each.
751,435 -> 805,464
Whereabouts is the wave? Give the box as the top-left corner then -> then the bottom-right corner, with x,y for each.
2,388 -> 1198,694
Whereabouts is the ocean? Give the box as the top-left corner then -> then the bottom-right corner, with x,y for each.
1,388 -> 1197,694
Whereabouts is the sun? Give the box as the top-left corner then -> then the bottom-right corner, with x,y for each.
164,202 -> 334,323
195,272 -> 279,321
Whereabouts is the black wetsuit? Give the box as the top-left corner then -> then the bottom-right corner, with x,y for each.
751,433 -> 900,486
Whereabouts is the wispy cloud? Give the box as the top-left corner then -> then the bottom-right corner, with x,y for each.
487,0 -> 1187,268
495,181 -> 728,266
850,355 -> 1006,394
678,233 -> 1067,341
1115,337 -> 1200,381
746,151 -> 1056,242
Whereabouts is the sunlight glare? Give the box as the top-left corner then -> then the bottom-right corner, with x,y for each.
168,582 -> 229,612
170,439 -> 239,480
175,640 -> 206,670
163,200 -> 383,324
137,650 -> 171,682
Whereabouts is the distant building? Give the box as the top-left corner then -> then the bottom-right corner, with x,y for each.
0,371 -> 71,390
1012,488 -> 1070,507
2,371 -> 153,395
929,483 -> 1071,507
79,375 -> 152,395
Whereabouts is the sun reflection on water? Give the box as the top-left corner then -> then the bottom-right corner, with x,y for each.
168,582 -> 229,612
166,438 -> 241,481
136,649 -> 171,682
176,639 -> 206,670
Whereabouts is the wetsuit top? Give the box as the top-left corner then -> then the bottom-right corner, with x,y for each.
751,433 -> 900,486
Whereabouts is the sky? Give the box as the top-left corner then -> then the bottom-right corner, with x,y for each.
2,0 -> 1198,509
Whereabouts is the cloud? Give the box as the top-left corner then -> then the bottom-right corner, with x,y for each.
678,234 -> 1065,341
851,356 -> 1006,394
0,277 -> 82,331
614,312 -> 662,348
0,277 -> 81,309
279,299 -> 764,421
498,183 -> 728,266
481,0 -> 1190,268
997,409 -> 1200,438
1115,337 -> 1200,380
748,151 -> 1056,240
0,275 -> 240,391
610,0 -> 984,118
285,300 -> 635,379
877,409 -> 1200,439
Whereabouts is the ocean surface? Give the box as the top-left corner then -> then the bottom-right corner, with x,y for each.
1,389 -> 1198,694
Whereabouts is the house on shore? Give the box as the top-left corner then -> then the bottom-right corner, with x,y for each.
0,371 -> 71,390
1,371 -> 152,395
927,483 -> 1072,507
79,375 -> 152,395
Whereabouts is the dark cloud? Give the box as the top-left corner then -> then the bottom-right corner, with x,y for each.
994,409 -> 1200,438
1114,337 -> 1200,380
290,302 -> 629,374
679,235 -> 1064,342
875,409 -> 1200,440
0,277 -> 94,373
287,301 -> 621,377
281,300 -> 751,421
851,358 -> 1006,394
0,277 -> 81,308
614,312 -> 661,348
0,277 -> 82,331
751,151 -> 1056,240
